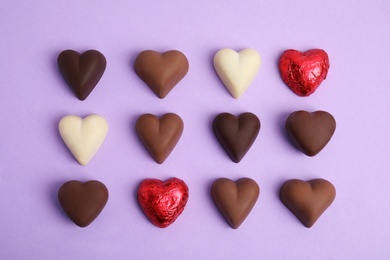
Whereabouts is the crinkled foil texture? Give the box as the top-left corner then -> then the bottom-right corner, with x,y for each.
279,49 -> 330,96
138,178 -> 189,228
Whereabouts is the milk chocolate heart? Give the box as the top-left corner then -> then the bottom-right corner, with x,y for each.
137,177 -> 189,228
58,180 -> 109,227
134,50 -> 189,98
286,110 -> 336,156
211,178 -> 259,229
279,49 -> 329,96
213,113 -> 260,162
59,114 -> 108,165
136,113 -> 183,164
57,50 -> 106,100
213,48 -> 261,98
279,178 -> 336,228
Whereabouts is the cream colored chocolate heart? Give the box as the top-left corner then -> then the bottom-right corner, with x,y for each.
213,48 -> 261,99
59,115 -> 108,166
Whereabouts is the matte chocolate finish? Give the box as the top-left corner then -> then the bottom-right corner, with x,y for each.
286,110 -> 336,156
57,50 -> 106,100
136,113 -> 184,164
57,180 -> 109,227
213,113 -> 260,163
211,178 -> 260,229
134,50 -> 189,98
279,179 -> 336,228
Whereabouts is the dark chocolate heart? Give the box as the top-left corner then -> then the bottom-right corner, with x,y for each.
138,177 -> 189,228
134,50 -> 189,98
286,110 -> 336,156
57,180 -> 109,227
279,178 -> 336,228
213,112 -> 260,163
57,50 -> 106,100
136,113 -> 184,164
279,49 -> 330,96
211,178 -> 259,229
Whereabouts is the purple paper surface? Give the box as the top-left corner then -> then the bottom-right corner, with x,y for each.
1,1 -> 389,259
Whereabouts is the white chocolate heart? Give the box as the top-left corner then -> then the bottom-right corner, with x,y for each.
213,48 -> 261,99
59,115 -> 108,166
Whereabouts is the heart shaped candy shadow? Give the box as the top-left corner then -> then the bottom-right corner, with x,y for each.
136,113 -> 183,164
286,110 -> 336,156
134,50 -> 189,98
213,48 -> 261,99
211,178 -> 260,229
58,180 -> 109,227
59,114 -> 108,165
137,177 -> 189,228
213,113 -> 260,163
57,50 -> 106,100
279,49 -> 329,96
279,178 -> 336,228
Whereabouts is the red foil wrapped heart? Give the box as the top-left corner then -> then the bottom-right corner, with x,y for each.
279,49 -> 330,96
137,177 -> 189,228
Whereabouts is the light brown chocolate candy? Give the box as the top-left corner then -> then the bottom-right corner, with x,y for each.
279,178 -> 336,228
211,178 -> 259,229
134,50 -> 189,98
136,113 -> 183,164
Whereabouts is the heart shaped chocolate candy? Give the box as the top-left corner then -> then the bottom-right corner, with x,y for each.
211,178 -> 259,229
136,113 -> 183,164
58,50 -> 106,100
58,180 -> 109,227
279,178 -> 336,228
59,114 -> 108,165
279,49 -> 329,96
213,112 -> 260,162
134,50 -> 189,98
286,110 -> 336,156
213,48 -> 261,99
137,177 -> 189,228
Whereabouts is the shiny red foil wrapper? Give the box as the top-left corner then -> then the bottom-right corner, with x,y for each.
279,49 -> 330,96
137,177 -> 189,228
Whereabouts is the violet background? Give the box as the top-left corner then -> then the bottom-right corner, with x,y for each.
1,0 -> 389,259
